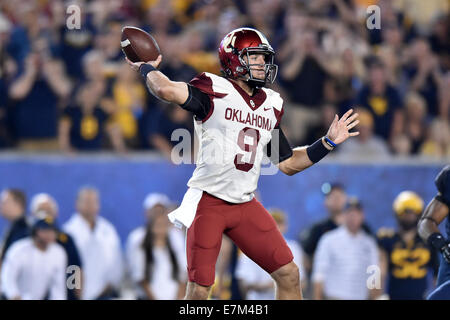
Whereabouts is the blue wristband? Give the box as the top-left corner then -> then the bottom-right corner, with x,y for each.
139,64 -> 156,79
324,136 -> 337,148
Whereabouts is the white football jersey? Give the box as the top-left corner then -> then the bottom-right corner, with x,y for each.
186,72 -> 284,203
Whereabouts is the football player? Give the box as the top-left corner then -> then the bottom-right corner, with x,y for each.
378,191 -> 439,299
418,165 -> 450,299
127,27 -> 359,300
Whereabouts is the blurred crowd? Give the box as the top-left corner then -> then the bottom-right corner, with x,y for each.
0,0 -> 449,159
0,184 -> 439,300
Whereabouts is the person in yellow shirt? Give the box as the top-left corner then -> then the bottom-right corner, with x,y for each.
109,62 -> 147,148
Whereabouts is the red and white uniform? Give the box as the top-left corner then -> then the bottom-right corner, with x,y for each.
167,72 -> 293,287
169,72 -> 284,229
188,72 -> 284,203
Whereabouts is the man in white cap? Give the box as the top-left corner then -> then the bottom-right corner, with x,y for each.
29,193 -> 83,300
125,193 -> 186,299
1,216 -> 67,300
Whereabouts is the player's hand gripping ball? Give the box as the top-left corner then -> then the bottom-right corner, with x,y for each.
121,26 -> 162,70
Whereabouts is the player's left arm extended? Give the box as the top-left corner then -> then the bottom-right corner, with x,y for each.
278,109 -> 359,176
418,198 -> 450,262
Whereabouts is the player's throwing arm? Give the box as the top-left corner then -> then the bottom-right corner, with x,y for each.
126,55 -> 189,105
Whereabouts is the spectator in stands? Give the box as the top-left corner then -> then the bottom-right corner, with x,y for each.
158,37 -> 198,82
300,184 -> 374,281
104,61 -> 147,149
336,108 -> 390,159
279,25 -> 329,145
79,50 -> 107,87
419,118 -> 450,158
30,193 -> 83,300
146,103 -> 193,160
428,14 -> 450,71
1,216 -> 67,300
140,193 -> 185,253
98,19 -> 124,75
5,3 -> 45,68
403,92 -> 428,154
321,46 -> 366,113
0,189 -> 30,265
312,198 -> 380,300
8,37 -> 71,150
63,187 -> 123,300
59,84 -> 125,153
299,183 -> 347,274
142,0 -> 182,37
0,13 -> 13,148
437,71 -> 450,120
179,25 -> 221,74
0,0 -> 446,160
0,74 -> 8,148
189,0 -> 226,51
126,193 -> 186,299
396,0 -> 448,35
301,104 -> 338,146
51,0 -> 95,79
378,23 -> 404,86
355,58 -> 404,146
236,209 -> 305,300
403,38 -> 442,117
391,134 -> 413,156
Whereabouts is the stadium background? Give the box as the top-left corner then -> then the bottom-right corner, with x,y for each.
0,0 -> 449,300
0,158 -> 445,243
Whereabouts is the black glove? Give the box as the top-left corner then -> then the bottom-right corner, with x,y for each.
428,233 -> 450,263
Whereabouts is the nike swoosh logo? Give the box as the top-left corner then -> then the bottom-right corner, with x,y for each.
264,107 -> 271,111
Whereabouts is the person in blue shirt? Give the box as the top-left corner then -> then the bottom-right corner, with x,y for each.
418,165 -> 450,299
8,39 -> 71,148
355,58 -> 403,143
0,76 -> 10,148
378,191 -> 439,300
29,193 -> 83,300
59,83 -> 117,152
145,103 -> 193,160
0,189 -> 30,265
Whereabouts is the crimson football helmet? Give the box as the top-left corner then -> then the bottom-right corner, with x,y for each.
218,27 -> 278,87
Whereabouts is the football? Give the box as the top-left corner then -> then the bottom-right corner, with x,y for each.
121,26 -> 161,63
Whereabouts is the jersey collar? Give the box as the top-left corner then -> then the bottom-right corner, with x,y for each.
227,78 -> 267,111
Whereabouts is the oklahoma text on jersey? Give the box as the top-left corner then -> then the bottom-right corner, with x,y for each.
224,107 -> 273,131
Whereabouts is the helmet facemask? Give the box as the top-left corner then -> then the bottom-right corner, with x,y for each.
237,45 -> 278,88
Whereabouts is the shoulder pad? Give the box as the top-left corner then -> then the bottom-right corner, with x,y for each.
189,72 -> 228,98
435,165 -> 450,194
